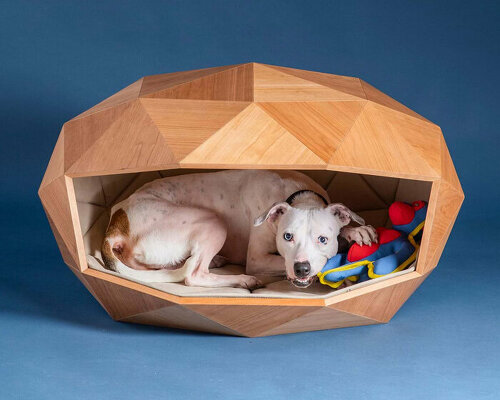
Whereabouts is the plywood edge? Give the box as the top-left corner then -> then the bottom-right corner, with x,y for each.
325,164 -> 439,181
324,271 -> 423,307
65,176 -> 90,271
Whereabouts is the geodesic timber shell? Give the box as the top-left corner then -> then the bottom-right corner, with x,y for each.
39,63 -> 464,337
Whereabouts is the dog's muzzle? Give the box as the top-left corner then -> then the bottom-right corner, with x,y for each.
290,262 -> 315,288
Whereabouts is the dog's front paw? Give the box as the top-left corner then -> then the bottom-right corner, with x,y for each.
236,275 -> 264,291
342,225 -> 378,246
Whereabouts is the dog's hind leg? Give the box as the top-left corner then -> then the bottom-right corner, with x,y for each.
184,215 -> 262,290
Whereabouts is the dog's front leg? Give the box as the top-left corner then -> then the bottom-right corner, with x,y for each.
340,225 -> 378,246
246,228 -> 286,276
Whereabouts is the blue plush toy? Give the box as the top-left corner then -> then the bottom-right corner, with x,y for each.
317,201 -> 427,289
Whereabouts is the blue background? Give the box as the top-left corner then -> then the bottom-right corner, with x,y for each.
1,1 -> 499,399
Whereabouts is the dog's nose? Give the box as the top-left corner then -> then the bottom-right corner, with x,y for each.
294,262 -> 311,278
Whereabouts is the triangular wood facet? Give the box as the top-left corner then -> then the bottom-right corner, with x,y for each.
253,63 -> 361,102
259,306 -> 377,336
185,304 -> 320,337
63,102 -> 130,171
419,181 -> 464,274
82,274 -> 173,320
373,104 -> 442,175
67,101 -> 177,175
40,130 -> 65,189
139,64 -> 241,97
44,208 -> 80,270
258,101 -> 365,162
329,103 -> 440,178
39,176 -> 80,268
73,78 -> 144,120
440,135 -> 463,192
330,274 -> 427,322
143,64 -> 253,101
360,80 -> 431,123
140,98 -> 251,160
264,64 -> 366,99
180,104 -> 326,168
121,305 -> 243,336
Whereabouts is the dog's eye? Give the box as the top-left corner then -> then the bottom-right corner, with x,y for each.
318,236 -> 328,244
283,232 -> 293,241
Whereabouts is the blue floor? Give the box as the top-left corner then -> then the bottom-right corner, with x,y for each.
1,199 -> 499,400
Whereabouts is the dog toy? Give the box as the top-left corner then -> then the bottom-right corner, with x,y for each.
317,201 -> 427,289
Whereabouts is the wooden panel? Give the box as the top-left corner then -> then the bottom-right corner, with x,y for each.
259,306 -> 377,336
140,64 -> 240,96
140,98 -> 250,160
253,63 -> 361,102
40,129 -> 65,189
420,180 -> 464,274
83,274 -> 172,320
265,64 -> 366,99
327,172 -> 388,210
73,78 -> 143,120
67,101 -> 177,175
331,273 -> 428,322
360,79 -> 432,123
440,135 -> 463,191
122,305 -> 243,336
64,102 -> 130,171
258,101 -> 365,162
329,103 -> 440,179
39,176 -> 80,268
44,207 -> 80,270
186,304 -> 320,337
181,103 -> 326,168
144,64 -> 253,101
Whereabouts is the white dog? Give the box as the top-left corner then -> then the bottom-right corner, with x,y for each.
102,170 -> 377,289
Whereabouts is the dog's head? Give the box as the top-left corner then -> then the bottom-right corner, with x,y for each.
254,202 -> 364,288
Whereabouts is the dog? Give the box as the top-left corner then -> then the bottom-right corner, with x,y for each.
101,170 -> 377,289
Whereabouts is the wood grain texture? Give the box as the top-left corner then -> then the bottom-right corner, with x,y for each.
39,176 -> 81,269
360,79 -> 432,123
329,102 -> 440,179
73,78 -> 143,120
264,64 -> 366,99
181,103 -> 326,168
83,274 -> 172,320
440,135 -> 463,191
39,63 -> 464,336
40,129 -> 65,189
258,306 -> 377,336
330,273 -> 428,322
143,64 -> 253,101
420,181 -> 464,274
67,101 -> 177,175
64,102 -> 130,171
140,98 -> 250,160
140,64 -> 240,97
185,304 -> 321,337
253,63 -> 359,102
258,101 -> 365,162
121,305 -> 243,336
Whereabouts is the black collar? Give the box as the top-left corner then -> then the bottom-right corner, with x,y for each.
285,190 -> 328,206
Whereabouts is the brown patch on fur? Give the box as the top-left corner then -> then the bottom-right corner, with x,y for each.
101,208 -> 130,271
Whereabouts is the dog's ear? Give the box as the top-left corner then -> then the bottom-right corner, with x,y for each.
254,202 -> 291,226
327,203 -> 365,227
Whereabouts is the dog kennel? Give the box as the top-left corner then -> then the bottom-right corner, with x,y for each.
39,63 -> 463,336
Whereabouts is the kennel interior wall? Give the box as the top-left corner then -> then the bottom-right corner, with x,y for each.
39,63 -> 464,336
75,169 -> 432,298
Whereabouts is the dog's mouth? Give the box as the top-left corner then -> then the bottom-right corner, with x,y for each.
289,276 -> 315,288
